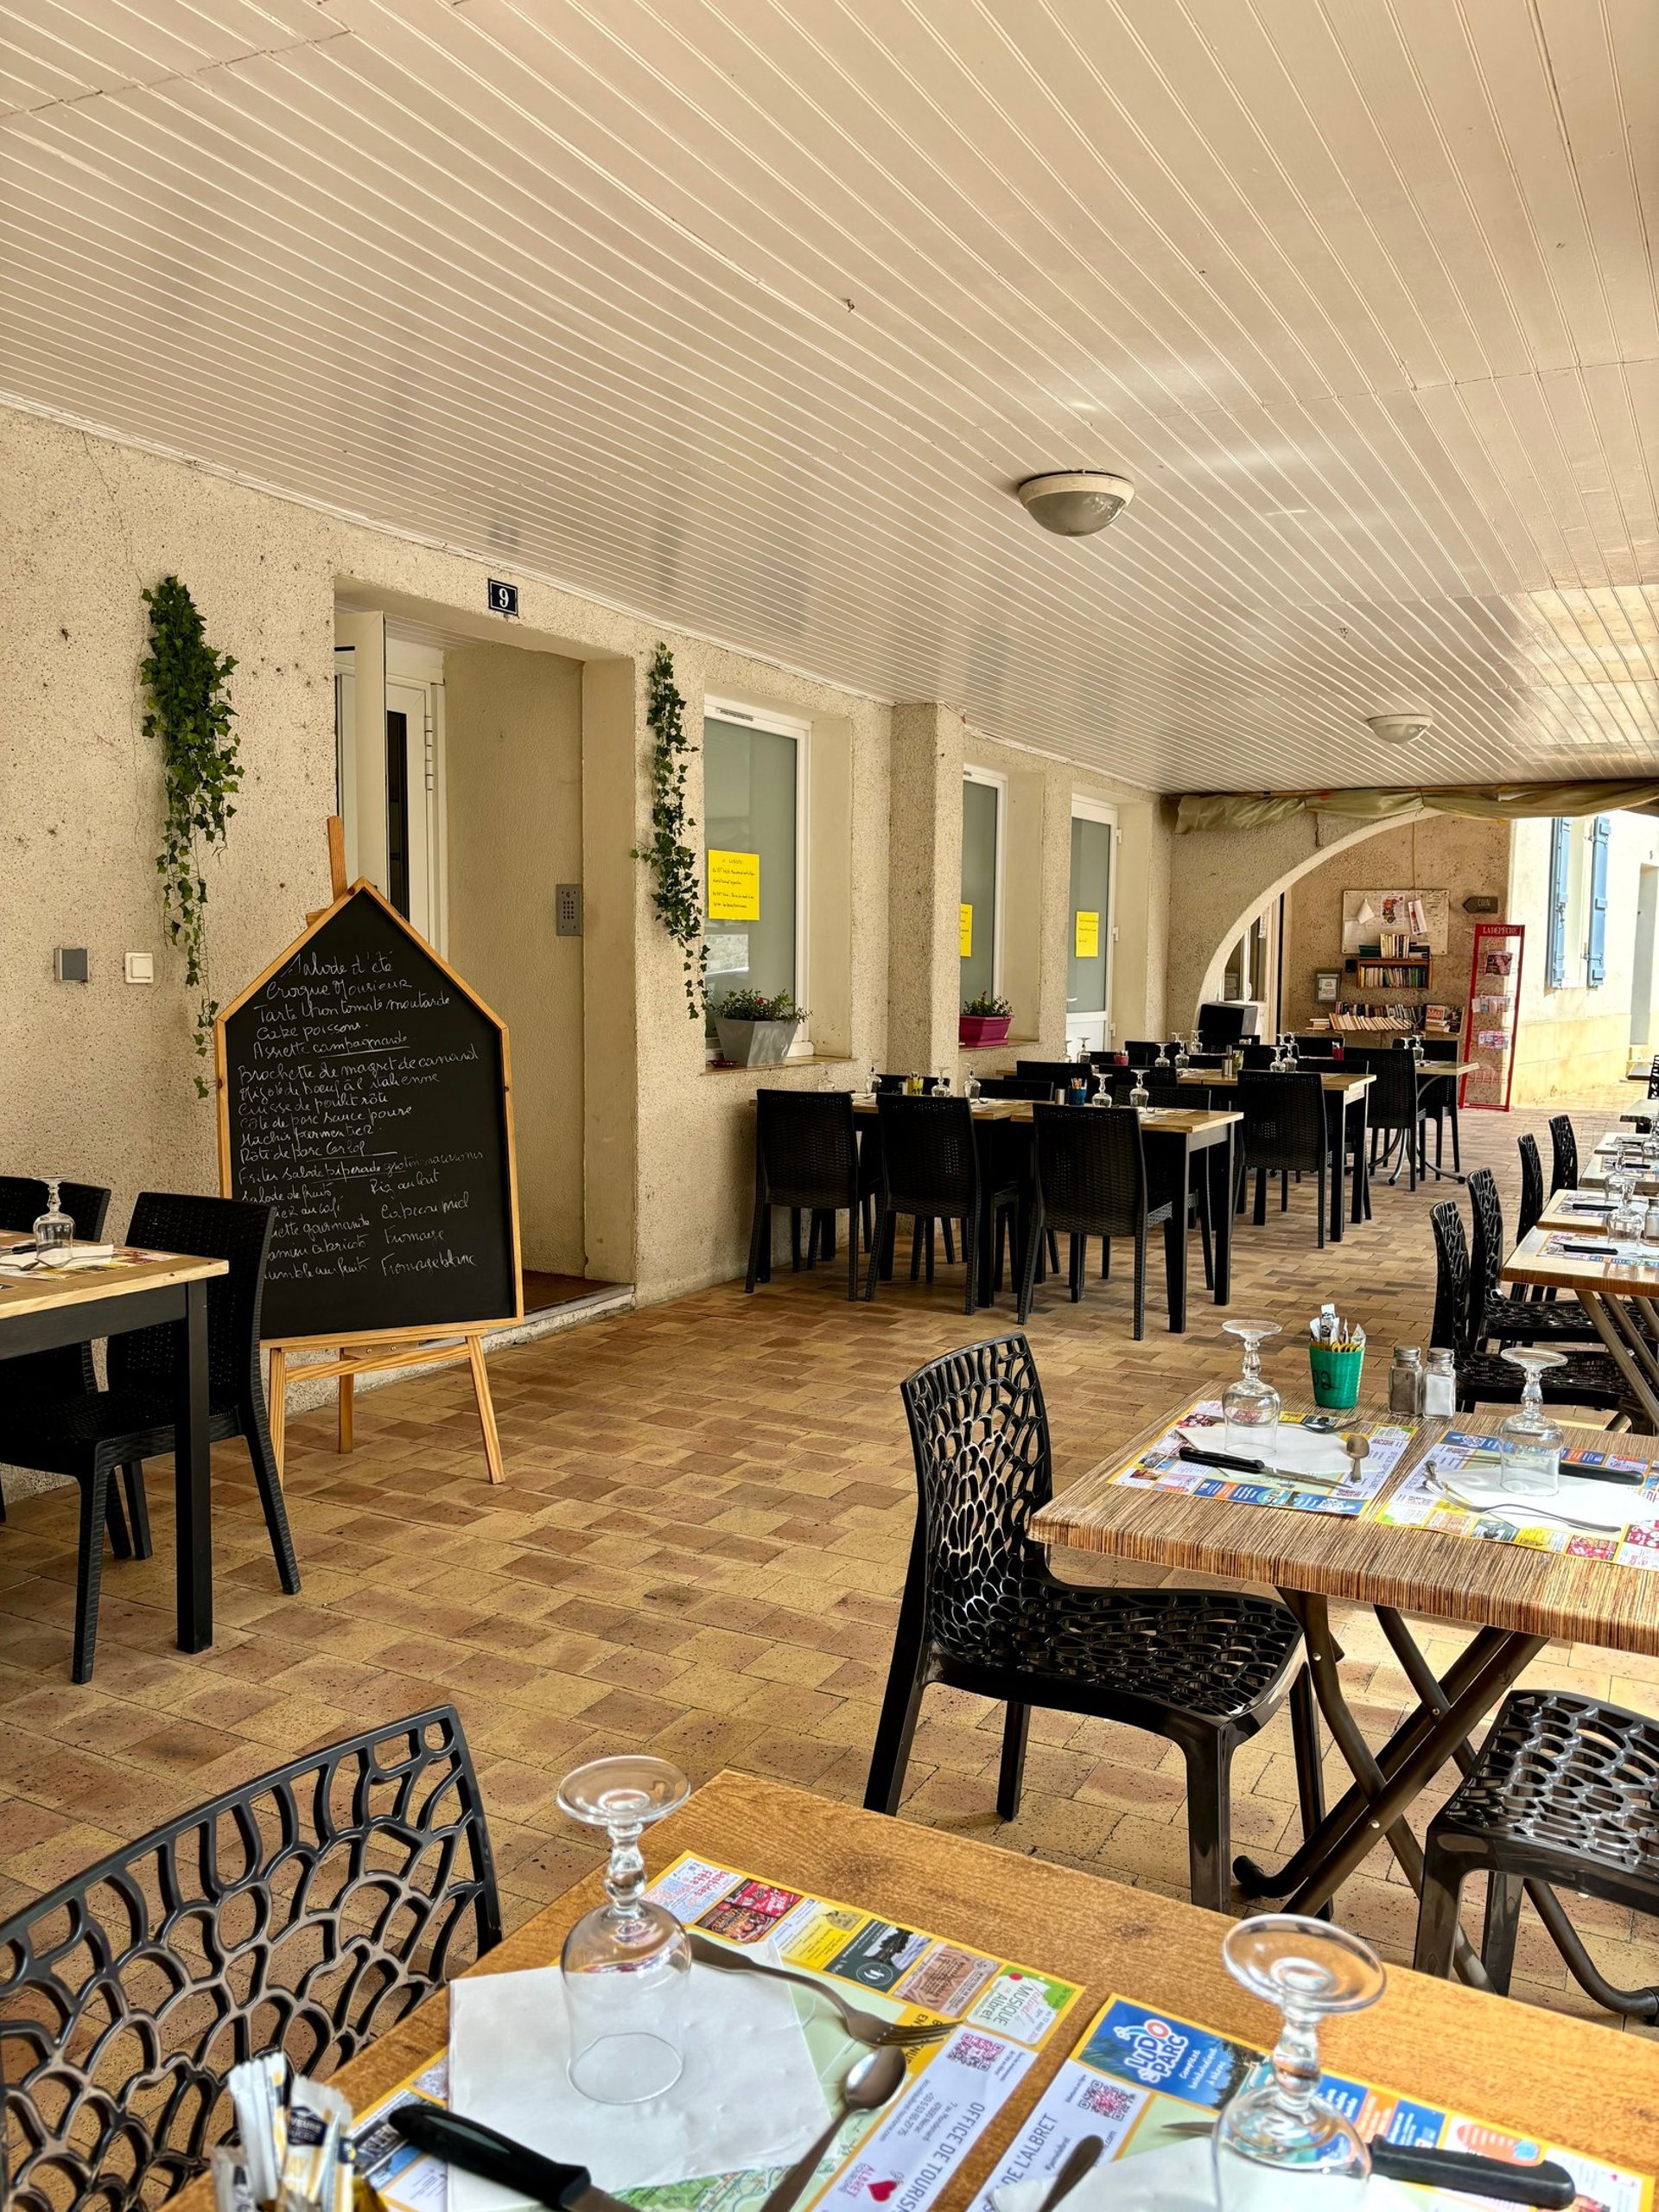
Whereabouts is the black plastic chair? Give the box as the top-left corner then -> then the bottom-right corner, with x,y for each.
1465,1167 -> 1596,1351
0,1707 -> 499,2211
0,1180 -> 112,1522
1516,1133 -> 1555,1303
1414,1690 -> 1659,2018
0,1192 -> 302,1681
1123,1040 -> 1160,1069
973,1077 -> 1057,1101
1240,1044 -> 1275,1070
863,1097 -> 1017,1314
1427,1198 -> 1632,1419
1648,1056 -> 1659,1102
1238,1073 -> 1327,1243
1549,1114 -> 1580,1193
1016,1060 -> 1095,1096
1018,1106 -> 1173,1336
1350,1049 -> 1428,1189
1411,1039 -> 1463,1174
745,1090 -> 872,1300
864,1336 -> 1316,1910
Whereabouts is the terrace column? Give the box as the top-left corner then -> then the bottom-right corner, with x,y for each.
886,702 -> 965,1075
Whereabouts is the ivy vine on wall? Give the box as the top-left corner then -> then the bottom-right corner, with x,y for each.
633,643 -> 707,1016
140,575 -> 241,1096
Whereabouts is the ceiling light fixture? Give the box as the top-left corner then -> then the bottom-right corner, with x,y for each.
1366,712 -> 1432,747
1016,472 -> 1135,537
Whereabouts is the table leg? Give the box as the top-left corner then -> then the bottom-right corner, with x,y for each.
1575,1288 -> 1659,1427
1208,1129 -> 1233,1304
1328,1103 -> 1346,1244
1351,1100 -> 1369,1224
174,1277 -> 212,1654
1163,1206 -> 1188,1333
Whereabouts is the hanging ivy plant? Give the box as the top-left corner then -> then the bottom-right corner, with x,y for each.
632,643 -> 707,1017
140,575 -> 241,1096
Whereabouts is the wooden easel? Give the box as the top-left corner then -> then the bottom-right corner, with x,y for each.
225,819 -> 516,1486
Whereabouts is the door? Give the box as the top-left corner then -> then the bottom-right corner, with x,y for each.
1633,865 -> 1658,1053
1066,803 -> 1116,1053
332,613 -> 447,950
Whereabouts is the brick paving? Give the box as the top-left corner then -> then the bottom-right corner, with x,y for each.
2,1096 -> 1656,2032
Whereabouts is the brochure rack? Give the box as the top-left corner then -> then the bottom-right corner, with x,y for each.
1460,918 -> 1524,1112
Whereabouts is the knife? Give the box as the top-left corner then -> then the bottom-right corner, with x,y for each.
1035,2134 -> 1103,2212
1176,1445 -> 1349,1489
1165,2119 -> 1574,2207
388,2105 -> 633,2212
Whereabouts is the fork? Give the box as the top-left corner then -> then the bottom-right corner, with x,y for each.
687,1929 -> 950,2048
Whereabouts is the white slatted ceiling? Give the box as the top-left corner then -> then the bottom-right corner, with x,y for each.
0,0 -> 1654,791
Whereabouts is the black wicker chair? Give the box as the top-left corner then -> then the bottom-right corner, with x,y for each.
864,1097 -> 1017,1314
1017,1106 -> 1173,1336
1238,1073 -> 1327,1243
1648,1056 -> 1659,1102
1412,1039 -> 1463,1175
1350,1049 -> 1429,1190
0,1180 -> 112,1527
974,1077 -> 1057,1101
1240,1044 -> 1275,1070
1427,1198 -> 1632,1419
745,1090 -> 873,1300
1016,1060 -> 1095,1096
1549,1113 -> 1580,1193
864,1336 -> 1317,1910
0,1192 -> 301,1681
0,1706 -> 499,2212
1465,1167 -> 1596,1351
1123,1040 -> 1160,1069
1414,1690 -> 1659,2018
1516,1132 -> 1555,1303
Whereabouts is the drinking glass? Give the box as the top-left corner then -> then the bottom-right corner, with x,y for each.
31,1179 -> 74,1265
1153,1039 -> 1170,1070
558,1755 -> 691,2103
1222,1320 -> 1281,1457
1128,1071 -> 1150,1110
964,1068 -> 982,1103
1172,1033 -> 1189,1072
1497,1351 -> 1565,1497
1212,1916 -> 1383,2209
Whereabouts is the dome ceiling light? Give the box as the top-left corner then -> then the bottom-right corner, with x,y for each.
1016,472 -> 1135,537
1366,712 -> 1432,747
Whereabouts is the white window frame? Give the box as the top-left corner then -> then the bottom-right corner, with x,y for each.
1067,795 -> 1118,1045
962,764 -> 1007,1002
704,696 -> 812,1058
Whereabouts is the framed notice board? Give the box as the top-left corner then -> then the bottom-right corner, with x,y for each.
215,882 -> 522,1345
1460,919 -> 1524,1113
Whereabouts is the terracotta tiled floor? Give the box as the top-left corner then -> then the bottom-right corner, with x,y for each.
3,1096 -> 1657,2034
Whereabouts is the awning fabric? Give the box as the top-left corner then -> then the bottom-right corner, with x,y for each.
1173,782 -> 1659,835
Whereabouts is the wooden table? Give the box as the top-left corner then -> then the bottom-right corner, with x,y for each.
167,1770 -> 1659,2203
1033,1389 -> 1659,2005
0,1239 -> 226,1655
849,1098 -> 1242,1324
1177,1067 -> 1374,1242
1503,1222 -> 1659,1430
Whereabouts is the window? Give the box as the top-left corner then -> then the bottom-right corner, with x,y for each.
1066,800 -> 1116,1049
1587,814 -> 1611,987
960,767 -> 1004,1004
1548,815 -> 1611,988
1547,817 -> 1571,987
703,701 -> 808,1039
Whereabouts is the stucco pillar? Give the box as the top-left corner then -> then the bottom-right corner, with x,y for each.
887,702 -> 965,1073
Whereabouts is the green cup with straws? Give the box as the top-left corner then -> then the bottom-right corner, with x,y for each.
1308,1308 -> 1365,1409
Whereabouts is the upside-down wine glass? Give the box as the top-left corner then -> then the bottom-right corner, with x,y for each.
1222,1320 -> 1281,1458
1128,1068 -> 1150,1111
1212,1915 -> 1384,2209
31,1179 -> 74,1264
1497,1349 -> 1565,1497
558,1755 -> 692,2103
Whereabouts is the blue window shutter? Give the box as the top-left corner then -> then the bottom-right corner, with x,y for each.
1547,817 -> 1570,987
1587,814 -> 1611,986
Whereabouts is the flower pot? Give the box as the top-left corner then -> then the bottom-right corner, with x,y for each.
715,1017 -> 801,1068
958,1014 -> 1012,1047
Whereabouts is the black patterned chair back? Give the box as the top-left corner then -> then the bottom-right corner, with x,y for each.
973,1077 -> 1056,1101
1031,1105 -> 1146,1240
1517,1133 -> 1546,1240
0,1707 -> 498,2212
1430,1198 -> 1474,1360
899,1335 -> 1049,1661
1466,1167 -> 1505,1309
0,1181 -> 112,1403
1239,1072 -> 1323,1173
105,1194 -> 273,1409
755,1090 -> 856,1211
1549,1114 -> 1579,1192
875,1096 -> 980,1215
1357,1049 -> 1417,1132
1123,1040 -> 1160,1069
1649,1057 -> 1659,1101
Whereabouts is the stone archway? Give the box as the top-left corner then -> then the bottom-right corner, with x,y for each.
1166,807 -> 1429,1029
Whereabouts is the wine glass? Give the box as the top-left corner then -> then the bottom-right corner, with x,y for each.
32,1179 -> 74,1265
1128,1070 -> 1150,1111
557,1755 -> 691,2103
1223,1320 -> 1281,1457
1497,1350 -> 1565,1497
1172,1033 -> 1190,1072
1212,1915 -> 1384,2208
964,1067 -> 982,1103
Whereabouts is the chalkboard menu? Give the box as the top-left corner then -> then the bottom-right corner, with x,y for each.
217,886 -> 521,1344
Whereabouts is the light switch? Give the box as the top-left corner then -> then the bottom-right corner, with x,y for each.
124,951 -> 155,984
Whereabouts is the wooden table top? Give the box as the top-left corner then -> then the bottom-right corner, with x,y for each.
849,1096 -> 1242,1136
1538,1189 -> 1620,1232
1176,1067 -> 1375,1099
0,1236 -> 225,1323
1032,1387 -> 1659,1657
1503,1222 -> 1659,1299
167,1771 -> 1659,2202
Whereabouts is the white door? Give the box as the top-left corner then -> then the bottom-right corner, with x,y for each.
1066,800 -> 1116,1054
332,620 -> 447,950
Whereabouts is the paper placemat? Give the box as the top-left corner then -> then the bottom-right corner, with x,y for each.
1539,1232 -> 1659,1268
1376,1431 -> 1659,1562
1109,1402 -> 1412,1517
971,1991 -> 1652,2212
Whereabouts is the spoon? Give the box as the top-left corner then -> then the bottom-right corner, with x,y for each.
1340,1431 -> 1370,1486
759,2043 -> 908,2212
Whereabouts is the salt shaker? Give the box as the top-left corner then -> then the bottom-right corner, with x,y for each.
1423,1348 -> 1457,1416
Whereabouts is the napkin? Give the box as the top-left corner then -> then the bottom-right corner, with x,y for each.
992,2138 -> 1419,2212
448,1962 -> 832,2211
1432,1456 -> 1657,1532
1179,1424 -> 1351,1482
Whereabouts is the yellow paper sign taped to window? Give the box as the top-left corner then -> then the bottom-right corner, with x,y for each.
959,904 -> 973,957
1075,910 -> 1100,959
708,849 -> 760,922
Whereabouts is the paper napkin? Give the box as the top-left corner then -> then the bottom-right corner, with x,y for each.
448,1961 -> 831,2212
992,2138 -> 1420,2212
1432,1457 -> 1656,1533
